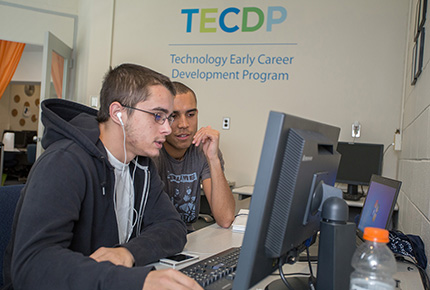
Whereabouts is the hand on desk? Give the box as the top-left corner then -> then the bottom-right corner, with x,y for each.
143,269 -> 203,290
90,248 -> 202,289
90,246 -> 134,268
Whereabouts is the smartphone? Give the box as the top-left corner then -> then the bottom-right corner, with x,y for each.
159,253 -> 199,267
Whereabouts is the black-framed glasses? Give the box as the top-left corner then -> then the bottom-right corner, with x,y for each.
121,105 -> 174,125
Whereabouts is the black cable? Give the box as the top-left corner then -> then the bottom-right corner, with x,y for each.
279,272 -> 311,277
279,262 -> 295,290
418,266 -> 430,290
234,213 -> 248,218
271,269 -> 311,277
276,248 -> 316,290
396,255 -> 430,290
383,142 -> 394,156
305,246 -> 317,289
411,263 -> 429,289
305,247 -> 315,278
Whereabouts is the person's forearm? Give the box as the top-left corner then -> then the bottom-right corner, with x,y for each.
207,157 -> 235,228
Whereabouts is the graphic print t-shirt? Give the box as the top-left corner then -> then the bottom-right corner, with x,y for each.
153,145 -> 224,227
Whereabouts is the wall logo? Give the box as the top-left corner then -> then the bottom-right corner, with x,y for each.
181,6 -> 287,33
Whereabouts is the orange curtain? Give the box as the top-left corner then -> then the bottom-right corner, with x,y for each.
0,40 -> 26,99
51,51 -> 64,98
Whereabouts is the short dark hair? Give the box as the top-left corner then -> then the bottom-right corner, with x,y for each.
172,81 -> 197,105
97,63 -> 176,122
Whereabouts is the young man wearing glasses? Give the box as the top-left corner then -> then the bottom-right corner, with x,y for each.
3,64 -> 202,290
153,82 -> 235,232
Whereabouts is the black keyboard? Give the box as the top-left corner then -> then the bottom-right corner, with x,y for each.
180,247 -> 241,290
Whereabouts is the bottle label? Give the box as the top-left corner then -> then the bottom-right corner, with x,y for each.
350,278 -> 395,290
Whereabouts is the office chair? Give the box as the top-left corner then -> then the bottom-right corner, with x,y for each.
0,142 -> 4,186
0,184 -> 24,287
26,143 -> 37,165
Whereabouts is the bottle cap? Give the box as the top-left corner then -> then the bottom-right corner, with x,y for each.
363,227 -> 389,243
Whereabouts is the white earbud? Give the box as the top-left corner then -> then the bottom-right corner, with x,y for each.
117,112 -> 124,126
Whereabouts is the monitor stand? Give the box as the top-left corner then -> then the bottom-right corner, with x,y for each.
342,184 -> 362,201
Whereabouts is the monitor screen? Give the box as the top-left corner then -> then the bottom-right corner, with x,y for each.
13,131 -> 27,149
336,142 -> 383,197
233,111 -> 341,290
357,175 -> 401,234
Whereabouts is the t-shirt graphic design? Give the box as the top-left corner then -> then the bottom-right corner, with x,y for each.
168,173 -> 199,223
153,145 -> 224,227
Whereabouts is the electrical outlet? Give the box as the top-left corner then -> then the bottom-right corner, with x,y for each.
222,117 -> 230,130
91,96 -> 98,108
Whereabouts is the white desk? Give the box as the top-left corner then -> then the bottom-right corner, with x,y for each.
155,225 -> 243,272
233,185 -> 400,226
233,185 -> 396,205
154,223 -> 424,289
232,185 -> 254,200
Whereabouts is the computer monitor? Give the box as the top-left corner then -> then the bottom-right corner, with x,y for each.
13,131 -> 27,149
336,142 -> 383,200
233,111 -> 341,290
2,130 -> 27,149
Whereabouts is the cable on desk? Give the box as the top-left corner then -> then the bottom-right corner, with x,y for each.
274,272 -> 311,277
305,246 -> 315,279
395,255 -> 430,290
278,262 -> 295,290
276,246 -> 317,290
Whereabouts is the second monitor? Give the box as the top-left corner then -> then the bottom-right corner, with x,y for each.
336,142 -> 384,200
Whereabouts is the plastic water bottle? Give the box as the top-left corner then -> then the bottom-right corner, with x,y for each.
350,227 -> 396,290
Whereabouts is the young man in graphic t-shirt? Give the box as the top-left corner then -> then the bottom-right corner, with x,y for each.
153,82 -> 235,232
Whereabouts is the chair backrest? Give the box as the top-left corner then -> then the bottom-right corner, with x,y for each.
27,143 -> 37,165
0,184 -> 24,287
0,142 -> 4,185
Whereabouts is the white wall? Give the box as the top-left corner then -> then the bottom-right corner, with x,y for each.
0,1 -> 76,47
110,0 -> 408,187
0,0 -> 78,15
3,0 -> 409,186
0,0 -> 78,114
398,0 -> 430,274
73,0 -> 113,105
12,45 -> 43,83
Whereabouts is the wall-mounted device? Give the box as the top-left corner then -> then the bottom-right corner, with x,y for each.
394,129 -> 401,151
91,96 -> 98,108
352,121 -> 361,138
